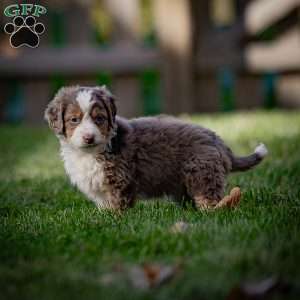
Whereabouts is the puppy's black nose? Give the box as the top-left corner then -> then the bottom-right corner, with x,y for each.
83,134 -> 95,145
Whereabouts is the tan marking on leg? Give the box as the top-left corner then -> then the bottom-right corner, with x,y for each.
215,187 -> 241,209
194,187 -> 241,211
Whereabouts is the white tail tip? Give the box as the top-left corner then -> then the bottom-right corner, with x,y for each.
255,143 -> 268,158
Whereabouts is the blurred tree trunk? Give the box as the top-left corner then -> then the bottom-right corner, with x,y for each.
64,2 -> 93,45
103,0 -> 140,44
245,0 -> 300,34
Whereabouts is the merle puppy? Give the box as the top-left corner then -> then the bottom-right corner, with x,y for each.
45,86 -> 268,210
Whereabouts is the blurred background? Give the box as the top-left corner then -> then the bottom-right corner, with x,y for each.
0,0 -> 299,124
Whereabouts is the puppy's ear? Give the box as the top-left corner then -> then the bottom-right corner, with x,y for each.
95,86 -> 117,128
108,94 -> 117,124
44,89 -> 65,136
104,86 -> 117,124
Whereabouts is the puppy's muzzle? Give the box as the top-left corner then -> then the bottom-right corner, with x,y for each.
82,134 -> 95,145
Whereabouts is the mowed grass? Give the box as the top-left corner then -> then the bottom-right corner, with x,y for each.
0,110 -> 300,300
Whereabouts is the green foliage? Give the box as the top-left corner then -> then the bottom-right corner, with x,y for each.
4,80 -> 24,123
96,73 -> 113,88
49,10 -> 65,47
218,68 -> 235,112
0,111 -> 300,299
263,73 -> 277,109
140,69 -> 161,115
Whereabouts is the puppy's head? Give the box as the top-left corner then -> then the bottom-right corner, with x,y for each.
45,85 -> 117,152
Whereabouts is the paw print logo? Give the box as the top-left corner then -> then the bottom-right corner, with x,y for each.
4,16 -> 45,48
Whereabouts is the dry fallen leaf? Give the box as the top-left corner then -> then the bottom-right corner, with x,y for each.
128,263 -> 179,290
99,273 -> 119,286
170,221 -> 189,234
227,277 -> 282,300
99,262 -> 180,290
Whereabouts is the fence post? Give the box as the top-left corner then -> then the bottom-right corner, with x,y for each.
153,0 -> 195,115
23,80 -> 51,124
103,0 -> 140,43
64,3 -> 93,46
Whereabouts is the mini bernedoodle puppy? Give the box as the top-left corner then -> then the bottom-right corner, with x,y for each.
45,86 -> 268,211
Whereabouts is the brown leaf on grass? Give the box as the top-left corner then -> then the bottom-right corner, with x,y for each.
99,263 -> 124,286
100,272 -> 119,286
227,277 -> 282,300
128,263 -> 180,290
99,262 -> 180,290
170,221 -> 189,234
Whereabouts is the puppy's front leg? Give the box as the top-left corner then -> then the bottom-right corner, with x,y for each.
99,184 -> 136,211
94,194 -> 122,211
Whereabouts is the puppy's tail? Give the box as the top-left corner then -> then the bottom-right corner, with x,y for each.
231,143 -> 268,172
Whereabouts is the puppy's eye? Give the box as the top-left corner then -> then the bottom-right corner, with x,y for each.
94,116 -> 105,125
70,117 -> 81,124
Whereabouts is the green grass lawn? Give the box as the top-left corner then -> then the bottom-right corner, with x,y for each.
0,110 -> 300,300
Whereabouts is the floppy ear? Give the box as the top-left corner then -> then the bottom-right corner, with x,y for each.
44,91 -> 65,136
95,86 -> 117,128
108,94 -> 116,124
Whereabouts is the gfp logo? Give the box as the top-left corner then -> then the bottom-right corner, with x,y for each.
3,4 -> 47,48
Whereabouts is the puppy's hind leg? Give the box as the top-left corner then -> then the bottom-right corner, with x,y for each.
184,160 -> 226,210
184,160 -> 241,210
193,187 -> 241,211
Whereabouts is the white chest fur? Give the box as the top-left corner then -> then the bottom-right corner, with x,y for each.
60,144 -> 107,207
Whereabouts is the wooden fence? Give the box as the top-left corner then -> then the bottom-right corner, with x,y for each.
0,0 -> 299,124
